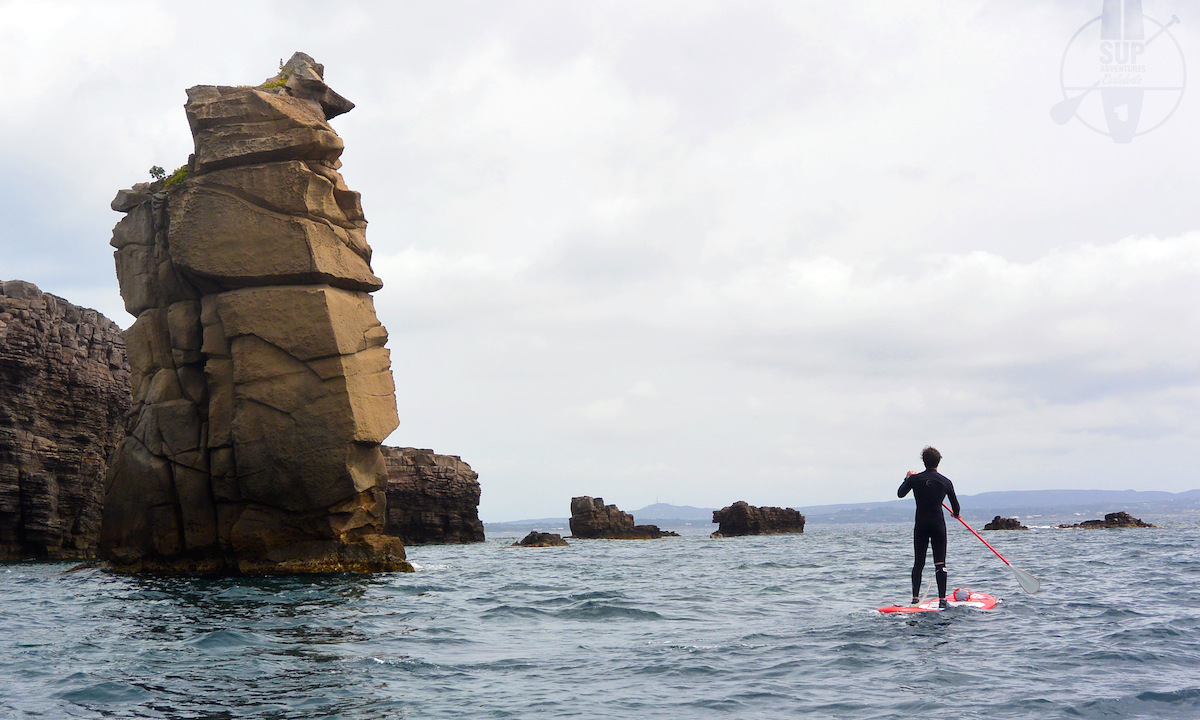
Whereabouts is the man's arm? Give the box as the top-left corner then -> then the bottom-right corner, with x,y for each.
898,473 -> 915,498
946,480 -> 960,518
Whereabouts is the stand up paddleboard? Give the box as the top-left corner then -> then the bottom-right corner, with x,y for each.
878,590 -> 999,614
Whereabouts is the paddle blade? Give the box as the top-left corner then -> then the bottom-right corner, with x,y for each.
1012,565 -> 1041,594
1050,96 -> 1081,125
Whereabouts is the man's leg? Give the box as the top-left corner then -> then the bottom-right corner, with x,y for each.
932,524 -> 948,604
912,526 -> 930,603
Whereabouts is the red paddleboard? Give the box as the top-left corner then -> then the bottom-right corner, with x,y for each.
878,589 -> 999,614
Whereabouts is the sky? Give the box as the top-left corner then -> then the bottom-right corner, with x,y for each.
2,0 -> 1199,521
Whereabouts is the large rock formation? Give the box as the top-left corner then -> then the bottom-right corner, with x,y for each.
0,281 -> 131,559
710,502 -> 805,537
983,516 -> 1028,530
1059,511 -> 1156,529
569,496 -> 677,539
381,446 -> 484,544
99,53 -> 410,574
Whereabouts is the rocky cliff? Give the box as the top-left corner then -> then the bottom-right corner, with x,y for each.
381,446 -> 484,544
983,516 -> 1028,530
569,496 -> 677,539
1059,511 -> 1155,529
710,502 -> 805,537
0,280 -> 130,559
100,53 -> 410,574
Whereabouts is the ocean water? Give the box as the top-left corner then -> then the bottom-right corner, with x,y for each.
2,521 -> 1199,719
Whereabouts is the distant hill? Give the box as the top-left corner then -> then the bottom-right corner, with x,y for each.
797,488 -> 1200,524
485,489 -> 1200,530
629,503 -> 716,521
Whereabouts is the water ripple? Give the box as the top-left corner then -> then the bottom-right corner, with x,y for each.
1,522 -> 1198,718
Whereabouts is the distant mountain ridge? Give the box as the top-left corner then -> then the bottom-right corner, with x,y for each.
485,489 -> 1200,528
628,503 -> 715,521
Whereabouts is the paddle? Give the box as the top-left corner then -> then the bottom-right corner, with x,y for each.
943,503 -> 1041,594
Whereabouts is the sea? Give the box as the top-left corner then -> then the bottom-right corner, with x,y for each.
2,520 -> 1198,719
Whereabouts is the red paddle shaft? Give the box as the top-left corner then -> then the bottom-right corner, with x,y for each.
942,502 -> 1012,567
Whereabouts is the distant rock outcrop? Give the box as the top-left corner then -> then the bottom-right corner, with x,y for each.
569,496 -> 678,539
99,53 -> 409,574
513,531 -> 567,547
0,281 -> 131,559
381,446 -> 484,544
710,501 -> 805,537
1058,511 -> 1156,529
983,516 -> 1028,530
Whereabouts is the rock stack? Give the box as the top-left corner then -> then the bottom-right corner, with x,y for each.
381,446 -> 485,544
99,53 -> 410,574
710,501 -> 805,537
569,496 -> 677,539
0,281 -> 131,559
983,516 -> 1028,530
1058,511 -> 1155,529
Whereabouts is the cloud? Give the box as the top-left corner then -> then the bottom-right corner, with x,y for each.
2,0 -> 1199,519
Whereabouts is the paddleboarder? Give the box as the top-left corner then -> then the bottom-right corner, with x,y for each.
898,446 -> 960,608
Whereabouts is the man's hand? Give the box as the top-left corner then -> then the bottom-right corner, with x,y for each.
905,470 -> 915,478
952,513 -> 960,519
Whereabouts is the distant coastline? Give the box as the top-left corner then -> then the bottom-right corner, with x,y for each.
485,488 -> 1200,531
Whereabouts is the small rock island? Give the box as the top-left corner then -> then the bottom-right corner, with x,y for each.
569,496 -> 678,539
983,516 -> 1028,530
513,531 -> 568,547
711,501 -> 805,537
1059,511 -> 1156,529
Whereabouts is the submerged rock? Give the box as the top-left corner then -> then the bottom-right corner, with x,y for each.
1058,511 -> 1156,529
569,496 -> 678,539
99,53 -> 410,574
710,501 -> 805,537
0,281 -> 131,559
983,516 -> 1028,531
381,446 -> 484,544
513,531 -> 567,547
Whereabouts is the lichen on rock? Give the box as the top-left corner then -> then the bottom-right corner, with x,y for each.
100,52 -> 410,574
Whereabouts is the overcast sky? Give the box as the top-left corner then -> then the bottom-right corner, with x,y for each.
3,1 -> 1199,520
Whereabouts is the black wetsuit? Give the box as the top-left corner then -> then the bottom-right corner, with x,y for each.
898,469 -> 960,600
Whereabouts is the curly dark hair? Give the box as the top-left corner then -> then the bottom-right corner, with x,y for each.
921,446 -> 941,469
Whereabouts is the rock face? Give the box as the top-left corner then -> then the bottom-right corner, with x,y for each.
513,531 -> 568,547
569,496 -> 677,539
0,281 -> 131,559
381,446 -> 484,544
1059,511 -> 1156,529
710,502 -> 805,537
983,516 -> 1028,530
99,53 -> 410,574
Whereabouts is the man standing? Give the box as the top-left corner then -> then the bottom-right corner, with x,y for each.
898,446 -> 960,608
